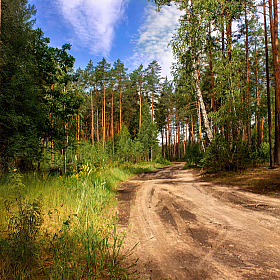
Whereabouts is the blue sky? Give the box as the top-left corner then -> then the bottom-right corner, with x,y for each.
28,0 -> 183,79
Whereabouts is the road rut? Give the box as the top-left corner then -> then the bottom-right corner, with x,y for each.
117,163 -> 280,279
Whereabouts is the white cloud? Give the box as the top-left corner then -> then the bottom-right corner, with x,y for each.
57,0 -> 130,57
129,2 -> 184,79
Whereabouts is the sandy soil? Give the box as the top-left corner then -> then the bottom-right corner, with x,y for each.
117,163 -> 280,279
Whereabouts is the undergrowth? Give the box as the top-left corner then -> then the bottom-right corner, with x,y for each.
0,162 -> 161,279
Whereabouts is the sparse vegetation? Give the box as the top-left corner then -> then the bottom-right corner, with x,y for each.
202,165 -> 280,195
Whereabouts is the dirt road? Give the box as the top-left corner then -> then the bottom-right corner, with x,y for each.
117,163 -> 280,279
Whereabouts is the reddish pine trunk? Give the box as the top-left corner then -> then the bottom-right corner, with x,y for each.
245,3 -> 251,144
263,0 -> 274,168
103,75 -> 106,150
90,82 -> 94,145
96,87 -> 100,142
254,36 -> 261,148
268,0 -> 280,164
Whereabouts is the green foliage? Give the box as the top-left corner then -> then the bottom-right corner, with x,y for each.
0,161 -> 162,278
145,60 -> 162,101
50,226 -> 137,279
154,155 -> 171,165
115,126 -> 133,162
200,134 -> 270,172
0,170 -> 44,278
129,140 -> 145,163
182,142 -> 204,167
138,102 -> 159,161
47,167 -> 138,279
0,0 -> 84,171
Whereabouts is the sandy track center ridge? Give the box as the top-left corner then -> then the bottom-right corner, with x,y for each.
117,163 -> 280,279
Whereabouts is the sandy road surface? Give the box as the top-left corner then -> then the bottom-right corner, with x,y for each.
117,163 -> 280,279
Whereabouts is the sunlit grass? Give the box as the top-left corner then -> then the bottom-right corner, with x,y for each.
0,162 -> 162,279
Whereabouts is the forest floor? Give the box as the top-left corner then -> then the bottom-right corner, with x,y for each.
117,163 -> 280,279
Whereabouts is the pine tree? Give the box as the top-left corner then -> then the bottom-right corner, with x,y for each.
145,61 -> 162,121
137,102 -> 158,161
96,58 -> 111,150
130,64 -> 145,129
112,59 -> 127,132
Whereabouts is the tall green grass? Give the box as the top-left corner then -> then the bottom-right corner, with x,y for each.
0,162 -> 162,279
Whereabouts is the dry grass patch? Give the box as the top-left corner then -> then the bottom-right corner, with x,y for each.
203,165 -> 280,195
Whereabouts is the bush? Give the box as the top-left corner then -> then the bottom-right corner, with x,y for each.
0,170 -> 44,278
154,155 -> 171,165
182,142 -> 204,166
199,134 -> 269,172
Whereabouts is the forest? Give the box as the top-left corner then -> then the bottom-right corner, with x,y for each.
1,0 -> 280,173
0,0 -> 279,278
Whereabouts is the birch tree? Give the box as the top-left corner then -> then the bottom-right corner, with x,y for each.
152,0 -> 214,142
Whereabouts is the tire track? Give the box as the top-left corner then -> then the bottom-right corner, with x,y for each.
118,163 -> 280,279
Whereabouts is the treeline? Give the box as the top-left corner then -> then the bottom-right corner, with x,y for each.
1,0 -> 279,174
1,0 -> 81,172
0,0 -> 167,173
151,0 -> 280,170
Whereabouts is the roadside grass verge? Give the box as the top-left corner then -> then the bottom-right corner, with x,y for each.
202,165 -> 280,195
0,162 -> 163,279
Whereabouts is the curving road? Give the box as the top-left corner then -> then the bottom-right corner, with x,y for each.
117,163 -> 280,279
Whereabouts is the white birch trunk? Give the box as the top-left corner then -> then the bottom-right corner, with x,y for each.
186,0 -> 214,142
192,60 -> 213,142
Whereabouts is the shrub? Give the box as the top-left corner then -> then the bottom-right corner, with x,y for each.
0,170 -> 44,278
154,155 -> 171,165
199,134 -> 268,172
182,142 -> 204,166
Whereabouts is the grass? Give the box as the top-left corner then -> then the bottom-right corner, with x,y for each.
0,162 -> 163,279
202,164 -> 280,195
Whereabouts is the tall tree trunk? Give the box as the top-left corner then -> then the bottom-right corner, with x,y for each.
96,88 -> 100,142
119,82 -> 122,132
165,126 -> 168,158
151,69 -> 155,121
271,0 -> 280,164
177,121 -> 180,160
191,114 -> 194,143
264,0 -> 274,167
183,0 -> 213,143
209,24 -> 216,135
254,36 -> 261,148
103,76 -> 106,150
101,91 -> 104,141
111,89 -> 114,152
245,2 -> 251,144
168,114 -> 171,158
193,61 -> 213,142
150,70 -> 155,161
139,82 -> 142,128
222,22 -> 225,59
173,117 -> 176,158
221,0 -> 225,61
198,101 -> 202,141
273,0 -> 280,165
161,129 -> 164,157
90,82 -> 94,145
64,122 -> 68,174
77,115 -> 80,142
268,0 -> 280,164
187,118 -> 190,142
85,122 -> 88,141
226,8 -> 232,62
